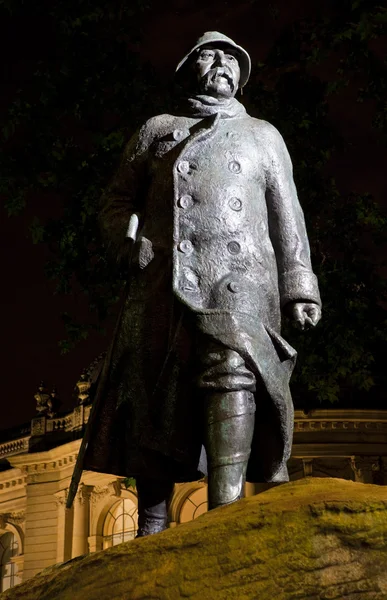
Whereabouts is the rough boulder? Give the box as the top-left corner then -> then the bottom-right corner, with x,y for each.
2,477 -> 387,599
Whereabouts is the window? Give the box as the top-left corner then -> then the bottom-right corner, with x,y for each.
179,487 -> 208,523
103,498 -> 138,549
0,532 -> 20,592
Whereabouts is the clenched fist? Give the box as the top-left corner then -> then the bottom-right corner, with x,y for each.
285,302 -> 321,330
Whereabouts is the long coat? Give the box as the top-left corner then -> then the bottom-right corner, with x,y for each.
83,101 -> 321,484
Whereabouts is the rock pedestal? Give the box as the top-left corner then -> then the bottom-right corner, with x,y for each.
1,478 -> 387,600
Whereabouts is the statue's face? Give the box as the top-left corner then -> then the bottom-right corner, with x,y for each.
193,45 -> 241,99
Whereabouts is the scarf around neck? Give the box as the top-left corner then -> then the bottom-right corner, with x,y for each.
183,95 -> 247,119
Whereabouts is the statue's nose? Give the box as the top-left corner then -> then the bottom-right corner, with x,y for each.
214,50 -> 227,66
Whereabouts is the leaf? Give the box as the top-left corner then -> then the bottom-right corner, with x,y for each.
30,217 -> 46,244
122,477 -> 136,490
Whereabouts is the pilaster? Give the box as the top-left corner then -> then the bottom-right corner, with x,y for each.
302,458 -> 313,478
87,534 -> 103,553
54,489 -> 73,564
72,484 -> 93,558
10,554 -> 24,583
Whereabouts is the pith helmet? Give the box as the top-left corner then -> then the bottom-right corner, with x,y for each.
176,31 -> 251,89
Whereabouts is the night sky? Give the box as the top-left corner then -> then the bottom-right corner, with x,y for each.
1,0 -> 386,432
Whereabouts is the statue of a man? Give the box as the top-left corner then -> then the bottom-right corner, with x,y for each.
68,32 -> 321,536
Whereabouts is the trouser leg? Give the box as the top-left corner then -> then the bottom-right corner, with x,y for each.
135,477 -> 174,537
205,390 -> 256,509
198,342 -> 256,510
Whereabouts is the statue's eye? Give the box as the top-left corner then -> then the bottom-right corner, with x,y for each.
226,55 -> 236,61
199,50 -> 214,60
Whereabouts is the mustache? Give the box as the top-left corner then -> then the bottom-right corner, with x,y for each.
203,67 -> 235,91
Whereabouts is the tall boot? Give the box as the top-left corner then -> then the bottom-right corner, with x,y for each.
135,477 -> 174,537
204,390 -> 255,510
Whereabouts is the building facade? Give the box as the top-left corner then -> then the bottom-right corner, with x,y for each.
1,380 -> 387,593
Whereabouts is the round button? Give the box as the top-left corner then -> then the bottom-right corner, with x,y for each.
228,160 -> 241,174
227,241 -> 241,255
173,129 -> 184,141
178,195 -> 193,209
177,161 -> 190,174
228,281 -> 240,293
229,197 -> 242,211
178,240 -> 193,255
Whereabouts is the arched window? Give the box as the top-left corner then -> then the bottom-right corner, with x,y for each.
0,532 -> 20,592
103,498 -> 138,549
179,486 -> 208,523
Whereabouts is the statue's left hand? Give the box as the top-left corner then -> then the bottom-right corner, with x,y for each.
286,302 -> 321,330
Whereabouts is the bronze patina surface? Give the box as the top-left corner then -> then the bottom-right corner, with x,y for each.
68,31 -> 321,536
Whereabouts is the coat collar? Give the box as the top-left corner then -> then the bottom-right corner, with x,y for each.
180,95 -> 246,119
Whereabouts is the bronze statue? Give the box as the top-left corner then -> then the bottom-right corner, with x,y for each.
67,32 -> 321,537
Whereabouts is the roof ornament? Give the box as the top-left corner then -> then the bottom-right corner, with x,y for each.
34,381 -> 60,418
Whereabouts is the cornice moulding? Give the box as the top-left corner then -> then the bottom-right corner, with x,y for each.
7,439 -> 81,469
294,409 -> 387,421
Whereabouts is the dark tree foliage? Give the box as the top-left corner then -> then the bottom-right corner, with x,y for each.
1,0 -> 386,408
245,0 -> 387,407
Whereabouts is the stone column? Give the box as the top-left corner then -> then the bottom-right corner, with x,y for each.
350,456 -> 379,483
10,555 -> 24,585
54,489 -> 73,564
302,458 -> 314,478
244,482 -> 255,497
87,535 -> 103,553
72,484 -> 93,558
